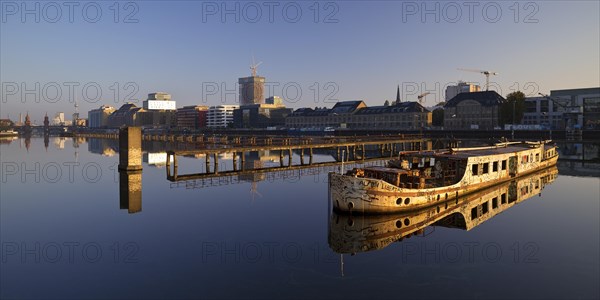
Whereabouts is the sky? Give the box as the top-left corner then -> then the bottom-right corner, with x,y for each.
1,0 -> 599,123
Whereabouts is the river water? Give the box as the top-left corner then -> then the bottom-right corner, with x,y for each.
1,137 -> 599,299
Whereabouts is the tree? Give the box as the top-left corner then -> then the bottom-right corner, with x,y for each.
432,108 -> 444,127
384,100 -> 390,106
500,91 -> 526,125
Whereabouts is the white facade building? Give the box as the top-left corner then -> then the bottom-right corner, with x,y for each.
207,105 -> 239,128
52,112 -> 65,125
445,81 -> 481,102
143,92 -> 176,110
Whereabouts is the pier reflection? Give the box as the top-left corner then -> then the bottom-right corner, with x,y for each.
119,171 -> 142,213
328,166 -> 559,254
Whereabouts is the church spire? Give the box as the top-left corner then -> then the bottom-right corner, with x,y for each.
395,85 -> 401,104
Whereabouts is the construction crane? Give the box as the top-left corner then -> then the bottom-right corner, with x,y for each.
457,68 -> 498,91
250,56 -> 262,77
417,92 -> 431,104
415,92 -> 431,150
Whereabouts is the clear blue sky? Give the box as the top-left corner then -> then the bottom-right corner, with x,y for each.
1,1 -> 599,123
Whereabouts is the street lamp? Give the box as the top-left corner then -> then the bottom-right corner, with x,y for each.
511,100 -> 515,140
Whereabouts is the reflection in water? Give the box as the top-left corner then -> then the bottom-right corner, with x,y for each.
119,171 -> 142,213
328,166 -> 558,254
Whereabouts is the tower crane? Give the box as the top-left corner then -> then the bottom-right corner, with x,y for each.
417,92 -> 431,104
250,56 -> 262,77
415,92 -> 431,148
457,68 -> 498,91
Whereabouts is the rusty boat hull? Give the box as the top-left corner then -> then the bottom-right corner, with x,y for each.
329,141 -> 559,214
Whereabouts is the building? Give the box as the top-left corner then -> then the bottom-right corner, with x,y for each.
207,105 -> 239,128
445,81 -> 481,101
285,100 -> 431,129
52,112 -> 65,125
136,110 -> 177,128
265,96 -> 283,105
107,103 -> 143,127
176,105 -> 209,129
233,103 -> 293,128
444,91 -> 505,130
551,87 -> 600,130
88,105 -> 116,128
522,87 -> 600,130
143,92 -> 176,110
239,76 -> 265,106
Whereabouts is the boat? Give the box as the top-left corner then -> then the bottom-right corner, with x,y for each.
329,166 -> 558,254
329,140 -> 558,214
0,130 -> 19,138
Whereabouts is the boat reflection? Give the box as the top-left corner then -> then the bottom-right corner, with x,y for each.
328,166 -> 558,254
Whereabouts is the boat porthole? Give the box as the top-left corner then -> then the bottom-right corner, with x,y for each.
348,202 -> 354,210
437,194 -> 440,201
396,198 -> 402,205
445,193 -> 448,200
404,218 -> 410,226
396,220 -> 402,228
436,206 -> 440,213
445,202 -> 448,209
347,218 -> 354,226
404,198 -> 410,205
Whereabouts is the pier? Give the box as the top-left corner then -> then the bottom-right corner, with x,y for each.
165,135 -> 430,181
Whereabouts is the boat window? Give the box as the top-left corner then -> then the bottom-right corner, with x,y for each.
482,202 -> 489,214
501,160 -> 507,170
501,193 -> 506,204
493,161 -> 498,172
472,164 -> 479,175
471,207 -> 478,220
482,163 -> 489,174
535,153 -> 540,162
492,197 -> 498,209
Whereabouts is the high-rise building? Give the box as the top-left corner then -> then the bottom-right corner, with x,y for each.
445,81 -> 481,102
239,76 -> 265,106
207,105 -> 239,128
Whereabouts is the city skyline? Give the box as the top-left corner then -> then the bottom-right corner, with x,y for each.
2,1 -> 599,119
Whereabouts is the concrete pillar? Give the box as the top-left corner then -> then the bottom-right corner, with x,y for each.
118,127 -> 142,172
240,151 -> 245,170
309,148 -> 313,165
206,154 -> 210,173
300,149 -> 304,165
118,127 -> 142,214
362,144 -> 365,161
214,153 -> 219,174
233,153 -> 238,171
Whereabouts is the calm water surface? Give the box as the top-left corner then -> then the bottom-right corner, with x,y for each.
1,137 -> 599,299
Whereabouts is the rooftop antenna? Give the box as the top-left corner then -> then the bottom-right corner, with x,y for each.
250,55 -> 262,77
457,68 -> 498,91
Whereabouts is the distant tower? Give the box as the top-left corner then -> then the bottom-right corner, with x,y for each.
23,113 -> 32,137
43,113 -> 50,134
396,85 -> 401,104
238,58 -> 265,106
